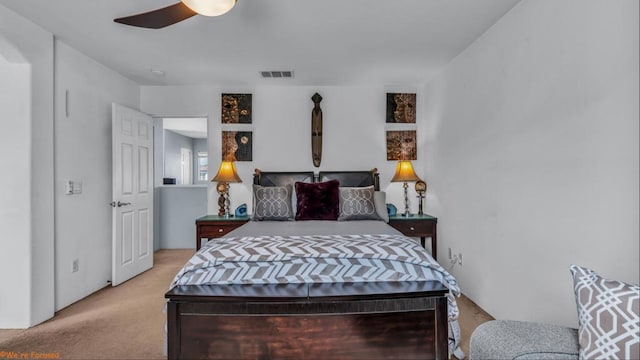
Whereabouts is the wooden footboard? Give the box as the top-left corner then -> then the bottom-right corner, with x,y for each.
166,281 -> 449,360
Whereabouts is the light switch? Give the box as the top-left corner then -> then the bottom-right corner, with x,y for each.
73,181 -> 82,194
64,180 -> 73,195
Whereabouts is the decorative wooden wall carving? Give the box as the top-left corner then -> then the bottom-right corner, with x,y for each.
311,93 -> 323,167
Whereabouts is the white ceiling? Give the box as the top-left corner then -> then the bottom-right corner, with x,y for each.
163,117 -> 207,138
0,0 -> 520,86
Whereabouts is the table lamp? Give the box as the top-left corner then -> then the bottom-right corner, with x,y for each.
390,160 -> 421,217
212,161 -> 242,217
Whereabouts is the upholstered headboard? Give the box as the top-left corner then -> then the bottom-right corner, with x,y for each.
253,170 -> 315,187
252,168 -> 384,222
318,169 -> 379,190
253,168 -> 379,190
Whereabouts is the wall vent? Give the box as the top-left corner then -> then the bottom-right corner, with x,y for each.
260,71 -> 294,78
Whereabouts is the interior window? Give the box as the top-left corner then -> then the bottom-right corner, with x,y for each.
197,151 -> 208,181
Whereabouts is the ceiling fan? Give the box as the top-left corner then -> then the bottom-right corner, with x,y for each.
114,0 -> 236,29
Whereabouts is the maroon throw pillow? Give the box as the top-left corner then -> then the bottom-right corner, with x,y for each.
295,180 -> 340,220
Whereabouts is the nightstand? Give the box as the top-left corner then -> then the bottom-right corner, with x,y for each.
195,215 -> 249,250
388,214 -> 438,260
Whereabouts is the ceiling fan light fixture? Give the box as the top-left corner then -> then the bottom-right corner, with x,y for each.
181,0 -> 236,17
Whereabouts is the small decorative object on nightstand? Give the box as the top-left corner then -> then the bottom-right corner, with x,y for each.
415,180 -> 427,215
386,203 -> 397,216
234,203 -> 247,217
212,161 -> 242,217
390,160 -> 422,217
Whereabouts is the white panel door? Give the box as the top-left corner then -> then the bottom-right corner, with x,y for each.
112,103 -> 154,286
180,148 -> 192,185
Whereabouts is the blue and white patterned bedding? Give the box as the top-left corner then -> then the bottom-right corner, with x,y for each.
171,232 -> 464,357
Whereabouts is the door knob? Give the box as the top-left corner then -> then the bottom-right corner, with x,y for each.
110,201 -> 132,208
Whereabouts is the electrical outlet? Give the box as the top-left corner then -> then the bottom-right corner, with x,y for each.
72,259 -> 79,273
449,251 -> 463,268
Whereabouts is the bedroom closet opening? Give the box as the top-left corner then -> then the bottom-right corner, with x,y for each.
153,116 -> 209,250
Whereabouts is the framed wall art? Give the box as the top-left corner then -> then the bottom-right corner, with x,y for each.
222,131 -> 253,161
221,93 -> 252,124
386,130 -> 417,160
386,93 -> 416,123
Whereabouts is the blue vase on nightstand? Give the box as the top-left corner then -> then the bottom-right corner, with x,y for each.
234,203 -> 247,217
386,203 -> 397,216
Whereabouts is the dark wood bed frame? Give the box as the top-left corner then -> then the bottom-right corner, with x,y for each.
165,169 -> 451,359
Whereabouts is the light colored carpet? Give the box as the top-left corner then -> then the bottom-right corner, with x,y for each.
0,249 -> 493,359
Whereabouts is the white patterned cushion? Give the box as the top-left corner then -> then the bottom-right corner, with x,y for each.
252,184 -> 293,221
338,186 -> 382,221
569,265 -> 640,360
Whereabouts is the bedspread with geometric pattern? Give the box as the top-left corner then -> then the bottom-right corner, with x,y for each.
172,234 -> 457,292
170,233 -> 464,357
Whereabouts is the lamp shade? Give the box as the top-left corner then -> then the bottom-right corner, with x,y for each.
212,161 -> 242,183
181,0 -> 236,16
390,160 -> 421,182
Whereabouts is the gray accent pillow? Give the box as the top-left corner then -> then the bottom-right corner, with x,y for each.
374,191 -> 389,223
338,186 -> 382,221
252,184 -> 293,221
570,265 -> 639,360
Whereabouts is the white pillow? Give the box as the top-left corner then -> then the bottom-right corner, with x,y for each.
374,191 -> 389,223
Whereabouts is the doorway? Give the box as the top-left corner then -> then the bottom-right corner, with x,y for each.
153,116 -> 209,250
160,117 -> 208,185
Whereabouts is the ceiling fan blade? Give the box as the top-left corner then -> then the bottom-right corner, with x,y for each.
114,2 -> 197,29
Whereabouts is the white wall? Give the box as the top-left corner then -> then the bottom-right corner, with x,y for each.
141,85 -> 425,218
0,5 -> 55,328
0,53 -> 32,328
54,42 -> 140,310
159,186 -> 207,249
423,0 -> 639,327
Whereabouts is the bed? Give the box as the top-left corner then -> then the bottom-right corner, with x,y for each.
165,169 -> 461,359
